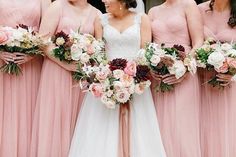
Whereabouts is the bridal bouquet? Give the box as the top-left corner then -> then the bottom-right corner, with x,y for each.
86,58 -> 151,109
50,30 -> 106,81
0,24 -> 44,75
140,43 -> 196,92
196,38 -> 236,88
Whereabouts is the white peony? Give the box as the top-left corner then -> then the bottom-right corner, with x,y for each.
150,55 -> 161,66
207,51 -> 225,69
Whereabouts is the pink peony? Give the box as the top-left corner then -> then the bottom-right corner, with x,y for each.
124,60 -> 137,76
0,29 -> 9,44
89,83 -> 103,97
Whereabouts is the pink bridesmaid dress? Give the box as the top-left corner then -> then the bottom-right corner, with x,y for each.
199,2 -> 236,157
30,1 -> 100,157
0,0 -> 43,157
149,4 -> 201,157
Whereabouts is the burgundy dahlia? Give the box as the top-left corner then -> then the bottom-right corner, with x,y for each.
135,65 -> 151,82
17,24 -> 29,30
109,58 -> 127,71
52,31 -> 70,45
173,44 -> 185,52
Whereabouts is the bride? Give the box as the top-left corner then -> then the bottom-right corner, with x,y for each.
69,0 -> 166,157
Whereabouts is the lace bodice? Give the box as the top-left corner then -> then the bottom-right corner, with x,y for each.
100,13 -> 142,60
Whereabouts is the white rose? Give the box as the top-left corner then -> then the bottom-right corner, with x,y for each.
168,60 -> 187,79
207,51 -> 225,69
150,55 -> 161,66
113,81 -> 124,90
113,69 -> 124,79
71,46 -> 82,61
55,37 -> 65,46
115,90 -> 130,103
101,95 -> 116,109
80,53 -> 90,64
221,43 -> 232,51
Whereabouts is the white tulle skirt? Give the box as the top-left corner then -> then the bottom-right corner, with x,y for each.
69,88 -> 166,157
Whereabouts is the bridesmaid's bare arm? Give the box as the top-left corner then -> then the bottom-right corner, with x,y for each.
39,1 -> 77,71
140,14 -> 151,48
185,0 -> 204,55
94,16 -> 103,40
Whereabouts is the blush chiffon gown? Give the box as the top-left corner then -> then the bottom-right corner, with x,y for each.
199,2 -> 236,157
0,0 -> 43,157
149,4 -> 201,157
30,1 -> 100,157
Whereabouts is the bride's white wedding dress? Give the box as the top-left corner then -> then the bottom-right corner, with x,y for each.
69,13 -> 166,157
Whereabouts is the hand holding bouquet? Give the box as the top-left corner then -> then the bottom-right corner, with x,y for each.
140,43 -> 196,92
50,30 -> 106,81
0,24 -> 45,75
196,38 -> 236,88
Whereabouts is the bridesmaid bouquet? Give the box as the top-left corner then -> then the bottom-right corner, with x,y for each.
139,43 -> 196,92
196,38 -> 236,88
0,24 -> 44,75
50,30 -> 106,81
85,58 -> 151,109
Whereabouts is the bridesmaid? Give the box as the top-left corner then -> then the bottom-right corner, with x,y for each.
0,0 -> 50,156
30,0 -> 100,157
148,0 -> 203,157
198,0 -> 236,157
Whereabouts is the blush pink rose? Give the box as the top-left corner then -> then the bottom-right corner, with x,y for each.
90,83 -> 103,97
227,58 -> 236,69
87,45 -> 94,55
216,61 -> 229,73
124,61 -> 137,76
0,30 -> 9,44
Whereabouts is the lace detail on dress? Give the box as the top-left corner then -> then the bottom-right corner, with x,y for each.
102,13 -> 142,60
